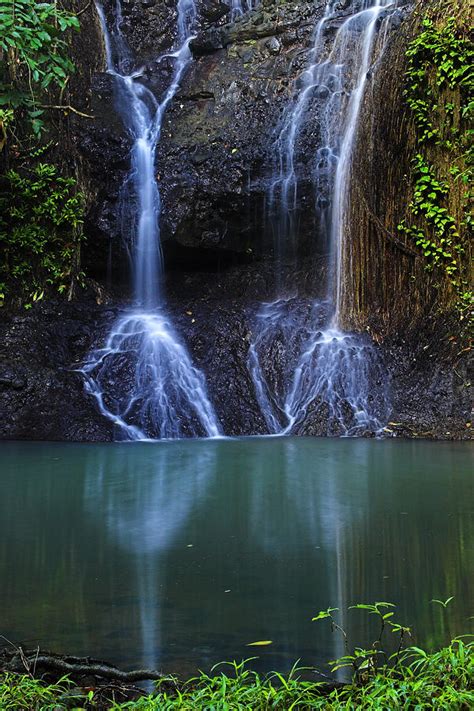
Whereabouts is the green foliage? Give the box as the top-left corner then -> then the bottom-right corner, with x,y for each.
405,18 -> 472,143
0,3 -> 85,306
0,162 -> 85,306
431,595 -> 455,609
312,601 -> 409,682
0,0 -> 79,138
0,672 -> 73,710
2,639 -> 472,710
401,12 -> 473,323
1,604 -> 473,709
398,155 -> 460,276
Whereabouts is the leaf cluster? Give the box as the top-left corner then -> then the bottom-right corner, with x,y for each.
399,154 -> 461,276
405,18 -> 472,143
401,11 -> 473,323
0,0 -> 79,138
0,162 -> 85,306
0,672 -> 73,710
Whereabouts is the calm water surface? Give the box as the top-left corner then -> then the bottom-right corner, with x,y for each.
0,438 -> 472,677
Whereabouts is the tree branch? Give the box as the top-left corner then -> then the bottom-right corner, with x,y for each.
77,1 -> 92,17
39,104 -> 94,119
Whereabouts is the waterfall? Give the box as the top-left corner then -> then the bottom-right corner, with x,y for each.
230,1 -> 257,21
330,0 -> 395,322
81,1 -> 220,440
249,0 -> 397,436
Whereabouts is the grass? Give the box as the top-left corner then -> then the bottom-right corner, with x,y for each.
0,672 -> 75,710
1,637 -> 473,710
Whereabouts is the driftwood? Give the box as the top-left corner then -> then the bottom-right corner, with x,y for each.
0,646 -> 173,685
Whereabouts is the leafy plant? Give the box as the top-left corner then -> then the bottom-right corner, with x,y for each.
0,0 -> 79,139
401,10 -> 473,324
1,612 -> 473,709
398,154 -> 459,277
405,18 -> 472,143
312,601 -> 412,682
0,162 -> 85,306
0,672 -> 73,710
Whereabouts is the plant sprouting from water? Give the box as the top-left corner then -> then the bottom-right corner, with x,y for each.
312,602 -> 413,682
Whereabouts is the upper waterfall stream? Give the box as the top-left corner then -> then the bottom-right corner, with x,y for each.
81,0 -> 220,439
249,0 -> 398,436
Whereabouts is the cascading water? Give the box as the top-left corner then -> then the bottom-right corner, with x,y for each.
81,0 -> 220,440
230,1 -> 257,21
250,0 -> 397,435
248,298 -> 389,435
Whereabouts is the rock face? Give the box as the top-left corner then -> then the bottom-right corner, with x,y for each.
342,0 -> 471,336
0,301 -> 113,441
77,0 -> 329,282
159,0 -> 322,260
383,315 -> 472,440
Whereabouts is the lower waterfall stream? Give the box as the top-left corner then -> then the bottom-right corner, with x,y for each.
248,299 -> 390,436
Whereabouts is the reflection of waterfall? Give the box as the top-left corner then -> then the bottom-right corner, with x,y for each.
84,442 -> 216,670
246,437 -> 370,673
81,1 -> 220,440
250,1 -> 398,436
81,438 -> 365,672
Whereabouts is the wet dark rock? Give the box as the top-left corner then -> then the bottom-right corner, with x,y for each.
173,300 -> 267,436
0,301 -> 115,441
79,0 -> 327,275
1,282 -> 470,441
265,36 -> 281,54
383,318 -> 473,440
201,1 -> 231,24
190,27 -> 226,54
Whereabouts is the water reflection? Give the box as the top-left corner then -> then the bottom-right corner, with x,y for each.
0,439 -> 472,675
83,443 -> 217,670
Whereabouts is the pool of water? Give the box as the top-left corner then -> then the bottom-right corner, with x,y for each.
0,438 -> 472,677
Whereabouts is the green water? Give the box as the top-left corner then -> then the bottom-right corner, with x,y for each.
0,438 -> 472,677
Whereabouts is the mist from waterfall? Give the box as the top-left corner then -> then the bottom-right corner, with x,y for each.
81,1 -> 220,440
250,0 -> 397,435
